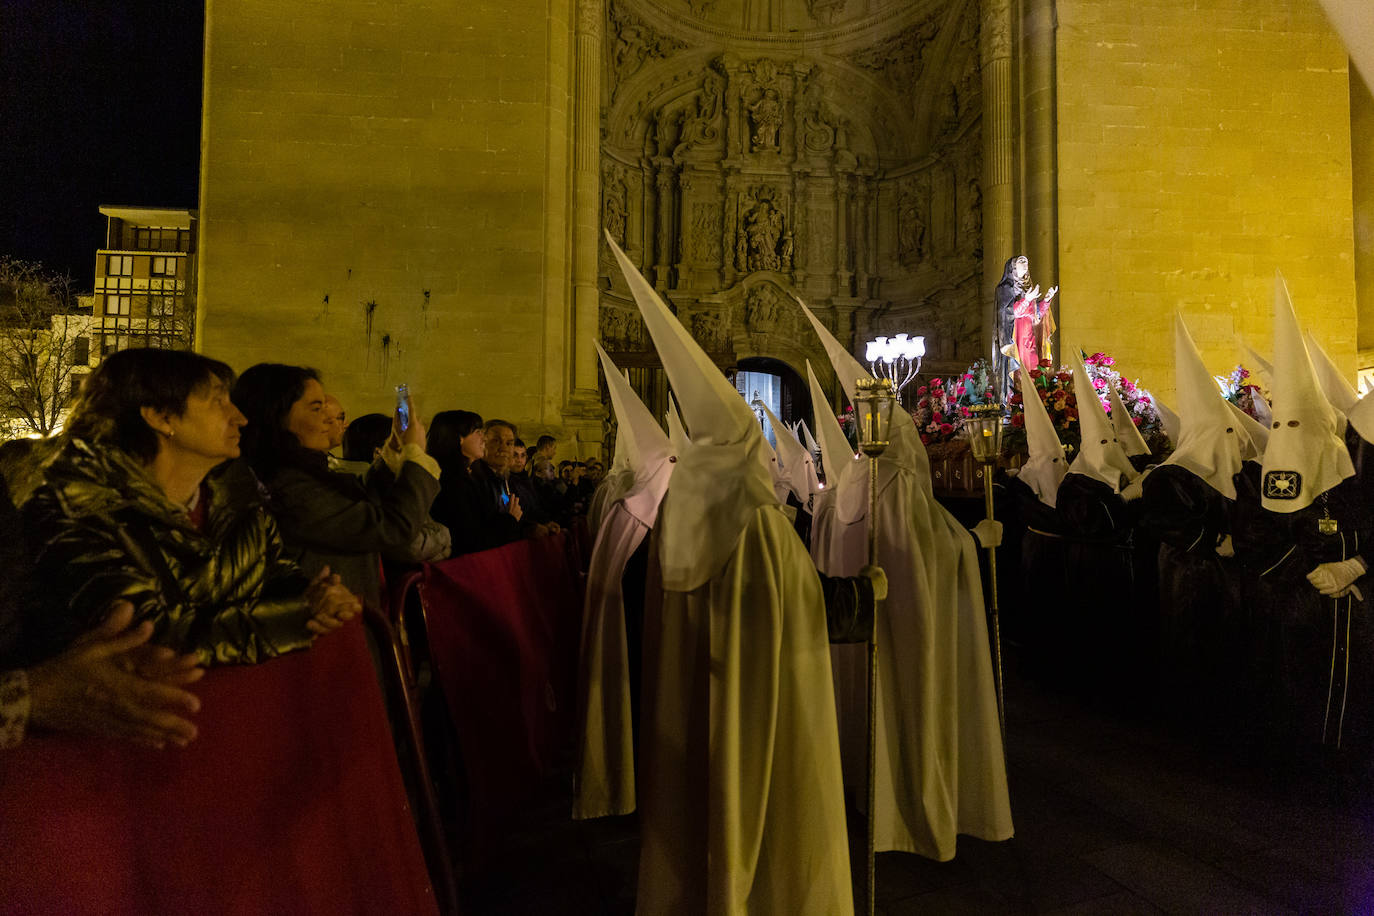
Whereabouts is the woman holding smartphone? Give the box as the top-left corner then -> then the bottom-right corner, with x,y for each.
231,364 -> 446,607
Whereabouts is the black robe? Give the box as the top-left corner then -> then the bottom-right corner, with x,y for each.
1233,471 -> 1374,778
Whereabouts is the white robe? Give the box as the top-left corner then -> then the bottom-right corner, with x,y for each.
637,503 -> 853,915
816,416 -> 1014,860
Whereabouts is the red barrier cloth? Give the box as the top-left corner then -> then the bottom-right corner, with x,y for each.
0,622 -> 437,916
420,533 -> 582,823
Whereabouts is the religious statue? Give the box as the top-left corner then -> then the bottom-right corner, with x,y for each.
898,197 -> 926,263
744,199 -> 784,271
746,286 -> 777,330
747,89 -> 784,152
994,254 -> 1057,397
603,179 -> 627,246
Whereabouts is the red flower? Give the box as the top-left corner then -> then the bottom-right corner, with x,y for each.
917,386 -> 928,395
920,433 -> 931,444
1039,358 -> 1053,368
961,406 -> 972,416
1011,413 -> 1025,428
955,385 -> 966,395
1056,371 -> 1072,383
1029,367 -> 1043,379
1132,415 -> 1142,426
931,377 -> 944,388
932,411 -> 944,423
1066,393 -> 1077,407
1066,407 -> 1079,420
1009,393 -> 1023,406
1121,378 -> 1136,392
939,423 -> 954,435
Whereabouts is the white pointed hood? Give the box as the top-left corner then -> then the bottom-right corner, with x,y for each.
1155,400 -> 1181,445
1228,401 -> 1269,461
794,296 -> 928,480
807,360 -> 867,523
798,419 -> 821,460
607,234 -> 775,590
1066,347 -> 1137,492
1260,271 -> 1354,513
756,417 -> 790,505
1016,364 -> 1068,506
760,401 -> 821,508
595,342 -> 675,528
665,392 -> 689,451
1164,314 -> 1247,499
1347,391 -> 1374,445
1305,332 -> 1359,418
1242,341 -> 1274,383
1106,384 -> 1151,457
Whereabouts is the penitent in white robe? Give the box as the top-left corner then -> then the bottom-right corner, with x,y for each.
804,343 -> 1012,862
637,500 -> 853,915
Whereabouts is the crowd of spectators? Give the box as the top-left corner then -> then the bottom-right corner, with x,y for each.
0,348 -> 598,751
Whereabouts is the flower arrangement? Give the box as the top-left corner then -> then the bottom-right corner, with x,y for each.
1215,365 -> 1268,422
1006,353 -> 1170,458
911,358 -> 1000,447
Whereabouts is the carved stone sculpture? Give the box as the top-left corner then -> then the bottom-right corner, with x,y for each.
608,2 -> 688,99
740,195 -> 788,272
747,88 -> 784,153
603,168 -> 628,245
746,285 -> 779,330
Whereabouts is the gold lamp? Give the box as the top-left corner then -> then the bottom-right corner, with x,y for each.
850,374 -> 895,916
965,402 -> 1006,734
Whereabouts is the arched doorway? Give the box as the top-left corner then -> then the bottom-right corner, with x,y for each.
733,356 -> 812,447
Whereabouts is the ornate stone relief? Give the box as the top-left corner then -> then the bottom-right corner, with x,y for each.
603,164 -> 629,246
598,0 -> 986,377
846,17 -> 941,95
736,186 -> 791,273
608,1 -> 689,99
806,0 -> 848,27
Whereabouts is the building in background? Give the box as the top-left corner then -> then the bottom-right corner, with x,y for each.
93,206 -> 196,357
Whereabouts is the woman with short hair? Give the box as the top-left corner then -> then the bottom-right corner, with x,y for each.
20,348 -> 358,667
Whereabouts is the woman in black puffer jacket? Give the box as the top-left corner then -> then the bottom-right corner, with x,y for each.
20,349 -> 359,667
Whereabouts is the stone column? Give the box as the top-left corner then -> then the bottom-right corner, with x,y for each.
834,171 -> 852,296
866,176 -> 879,300
1021,0 -> 1059,362
570,0 -> 603,399
654,160 -> 676,291
980,0 -> 1015,358
853,179 -> 871,298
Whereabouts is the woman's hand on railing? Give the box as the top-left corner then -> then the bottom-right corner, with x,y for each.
306,566 -> 362,635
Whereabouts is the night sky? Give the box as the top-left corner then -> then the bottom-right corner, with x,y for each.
0,0 -> 204,287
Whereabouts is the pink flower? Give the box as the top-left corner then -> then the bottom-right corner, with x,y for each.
961,406 -> 972,416
1132,416 -> 1142,426
955,385 -> 966,396
931,377 -> 944,388
917,386 -> 928,395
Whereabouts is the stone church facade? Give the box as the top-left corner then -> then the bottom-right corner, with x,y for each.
197,0 -> 1368,454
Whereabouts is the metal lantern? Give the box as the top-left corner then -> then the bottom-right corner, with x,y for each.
966,401 -> 1007,735
851,373 -> 895,916
966,403 -> 1005,464
853,376 -> 896,458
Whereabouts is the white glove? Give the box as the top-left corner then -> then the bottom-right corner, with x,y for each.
1121,475 -> 1146,502
1333,584 -> 1365,602
1215,535 -> 1234,558
1306,557 -> 1367,597
859,565 -> 888,602
971,519 -> 1003,549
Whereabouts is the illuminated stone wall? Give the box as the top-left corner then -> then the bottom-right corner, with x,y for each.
1054,0 -> 1358,400
198,0 -> 588,447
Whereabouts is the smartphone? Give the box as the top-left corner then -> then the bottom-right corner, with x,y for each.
395,383 -> 410,431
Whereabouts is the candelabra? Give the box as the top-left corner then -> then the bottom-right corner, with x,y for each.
965,402 -> 1006,735
851,375 -> 895,916
864,333 -> 925,397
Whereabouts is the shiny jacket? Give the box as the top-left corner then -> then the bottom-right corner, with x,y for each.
19,438 -> 316,666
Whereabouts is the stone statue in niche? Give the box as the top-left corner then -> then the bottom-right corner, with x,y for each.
603,169 -> 628,246
746,285 -> 778,330
599,307 -> 626,346
960,177 -> 982,244
740,195 -> 789,272
798,71 -> 837,154
897,179 -> 926,265
747,88 -> 784,153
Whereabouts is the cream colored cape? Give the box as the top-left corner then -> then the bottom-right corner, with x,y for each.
800,308 -> 1013,861
637,502 -> 853,915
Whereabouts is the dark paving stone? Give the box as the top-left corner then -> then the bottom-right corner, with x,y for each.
1042,890 -> 1165,915
884,880 -> 1026,915
1084,841 -> 1284,914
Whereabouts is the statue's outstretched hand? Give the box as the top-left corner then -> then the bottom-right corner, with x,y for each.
1044,285 -> 1059,302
